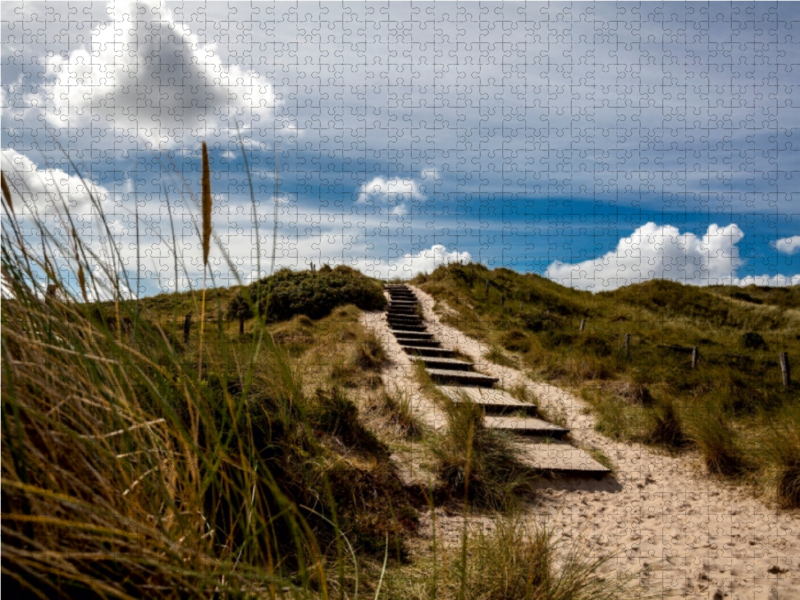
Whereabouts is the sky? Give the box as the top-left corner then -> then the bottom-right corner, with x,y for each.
2,0 -> 799,298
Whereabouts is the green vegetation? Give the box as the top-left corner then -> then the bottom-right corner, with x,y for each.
244,266 -> 387,323
414,263 -> 800,506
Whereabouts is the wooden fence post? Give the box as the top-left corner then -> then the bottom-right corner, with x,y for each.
485,279 -> 490,296
780,352 -> 791,388
579,319 -> 585,332
184,313 -> 192,344
691,346 -> 698,370
239,314 -> 245,336
624,333 -> 630,358
519,301 -> 523,311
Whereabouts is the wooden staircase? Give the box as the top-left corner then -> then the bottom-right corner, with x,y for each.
384,284 -> 610,477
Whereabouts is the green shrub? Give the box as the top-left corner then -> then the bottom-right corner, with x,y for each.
740,331 -> 767,350
226,291 -> 254,321
252,267 -> 387,322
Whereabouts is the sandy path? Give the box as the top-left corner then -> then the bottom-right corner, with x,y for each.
409,285 -> 800,600
358,303 -> 445,433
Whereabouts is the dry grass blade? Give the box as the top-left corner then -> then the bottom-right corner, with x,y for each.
201,141 -> 212,267
198,141 -> 212,374
1,171 -> 13,214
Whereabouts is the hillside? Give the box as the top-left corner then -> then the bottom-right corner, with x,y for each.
413,263 -> 800,507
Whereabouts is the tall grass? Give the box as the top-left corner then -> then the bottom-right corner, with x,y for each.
430,396 -> 538,510
0,149 -> 414,598
382,514 -> 635,600
198,140 -> 212,375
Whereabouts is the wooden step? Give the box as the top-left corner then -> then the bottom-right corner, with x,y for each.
388,318 -> 423,326
387,306 -> 417,314
484,416 -> 569,438
438,386 -> 537,416
400,345 -> 456,357
412,356 -> 474,370
388,323 -> 427,332
387,300 -> 418,305
389,330 -> 433,339
395,338 -> 440,347
388,314 -> 421,321
512,439 -> 610,477
426,368 -> 498,387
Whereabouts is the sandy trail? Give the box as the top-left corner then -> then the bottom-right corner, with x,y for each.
399,284 -> 800,600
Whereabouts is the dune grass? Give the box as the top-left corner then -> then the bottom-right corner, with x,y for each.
381,514 -> 635,600
1,154 -> 414,598
414,263 -> 800,506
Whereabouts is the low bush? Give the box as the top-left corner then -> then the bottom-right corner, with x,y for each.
354,331 -> 388,370
251,267 -> 386,322
740,331 -> 767,350
647,397 -> 687,449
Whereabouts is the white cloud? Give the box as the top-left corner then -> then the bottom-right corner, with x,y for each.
385,244 -> 471,279
356,176 -> 425,215
1,148 -> 114,218
17,0 -> 273,149
543,222 -> 783,291
773,236 -> 800,254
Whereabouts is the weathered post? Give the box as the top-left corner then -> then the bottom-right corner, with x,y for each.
579,319 -> 586,332
184,313 -> 192,345
780,352 -> 791,388
239,313 -> 246,336
485,279 -> 490,296
519,301 -> 523,311
691,346 -> 699,370
624,333 -> 630,358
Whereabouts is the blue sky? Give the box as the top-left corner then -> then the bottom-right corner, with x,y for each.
2,1 -> 799,296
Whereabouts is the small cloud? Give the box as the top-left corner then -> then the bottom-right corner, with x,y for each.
773,235 -> 800,254
388,244 -> 470,278
356,175 -> 425,215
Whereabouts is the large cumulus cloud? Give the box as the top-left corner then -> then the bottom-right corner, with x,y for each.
7,0 -> 274,150
546,222 -> 800,291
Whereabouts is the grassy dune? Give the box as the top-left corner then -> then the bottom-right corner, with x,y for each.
1,163 -> 628,598
414,263 -> 800,507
